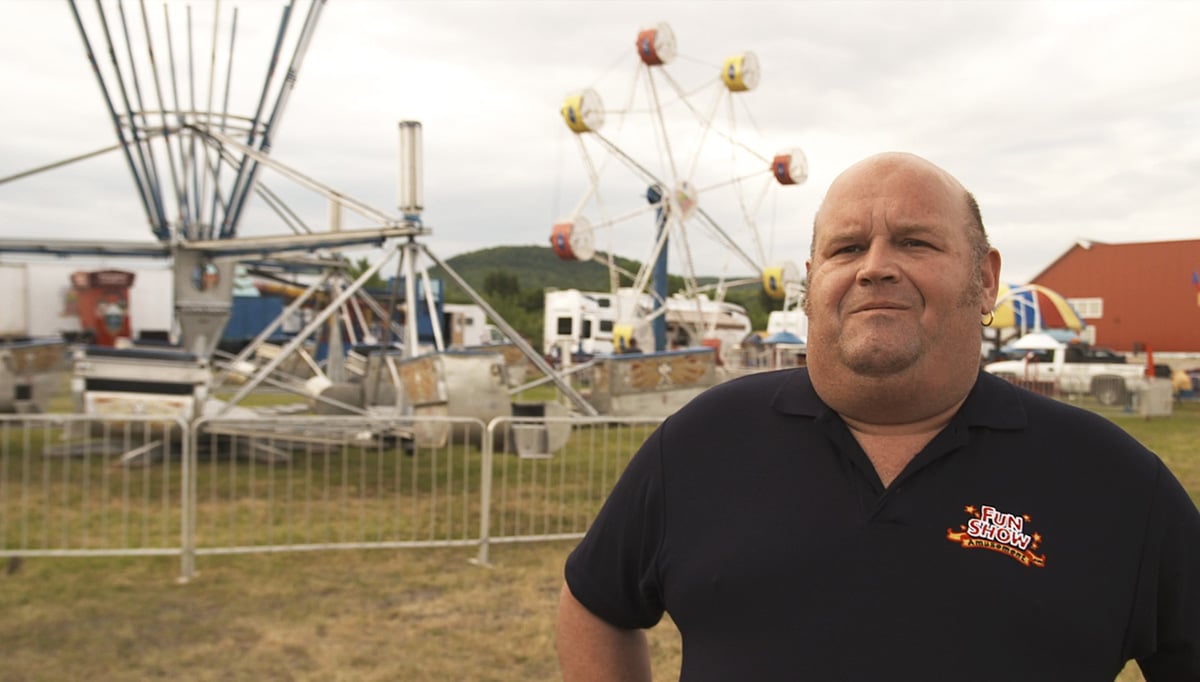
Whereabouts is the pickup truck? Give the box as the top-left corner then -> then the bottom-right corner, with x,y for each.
983,332 -> 1169,406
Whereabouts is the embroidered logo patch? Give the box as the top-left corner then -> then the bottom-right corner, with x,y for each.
946,504 -> 1047,568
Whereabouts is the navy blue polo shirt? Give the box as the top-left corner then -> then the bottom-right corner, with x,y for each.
565,369 -> 1200,681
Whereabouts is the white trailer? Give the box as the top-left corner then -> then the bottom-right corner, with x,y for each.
0,262 -> 173,341
543,287 -> 751,365
0,263 -> 82,339
126,267 -> 174,339
766,309 -> 809,341
443,303 -> 502,347
543,288 -> 616,358
0,264 -> 78,412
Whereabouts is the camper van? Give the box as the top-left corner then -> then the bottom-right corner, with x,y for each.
543,289 -> 616,358
543,288 -> 751,365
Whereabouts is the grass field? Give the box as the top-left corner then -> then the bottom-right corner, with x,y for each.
1,398 -> 1195,680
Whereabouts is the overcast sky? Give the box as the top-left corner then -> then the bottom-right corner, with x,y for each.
0,0 -> 1197,286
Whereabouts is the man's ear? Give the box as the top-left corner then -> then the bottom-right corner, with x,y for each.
980,248 -> 1002,313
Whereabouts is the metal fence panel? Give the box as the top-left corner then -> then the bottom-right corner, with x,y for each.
189,415 -> 488,567
478,416 -> 663,564
0,412 -> 664,580
0,414 -> 188,559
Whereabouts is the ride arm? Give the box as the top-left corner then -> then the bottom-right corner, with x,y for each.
556,583 -> 652,682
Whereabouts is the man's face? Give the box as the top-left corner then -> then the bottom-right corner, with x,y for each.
804,156 -> 995,379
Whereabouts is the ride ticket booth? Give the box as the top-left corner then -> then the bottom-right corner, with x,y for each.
70,270 -> 135,347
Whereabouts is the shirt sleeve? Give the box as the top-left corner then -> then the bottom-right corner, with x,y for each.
1134,461 -> 1200,680
563,420 -> 669,630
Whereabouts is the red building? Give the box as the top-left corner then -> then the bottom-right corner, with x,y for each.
1030,239 -> 1200,353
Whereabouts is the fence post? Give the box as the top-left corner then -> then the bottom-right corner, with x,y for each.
179,416 -> 197,583
473,418 -> 498,567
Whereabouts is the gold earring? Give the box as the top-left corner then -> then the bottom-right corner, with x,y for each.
982,311 -> 995,327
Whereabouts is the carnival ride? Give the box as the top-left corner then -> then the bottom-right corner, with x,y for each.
0,6 -> 812,437
551,22 -> 809,356
537,22 -> 812,414
0,0 -> 590,462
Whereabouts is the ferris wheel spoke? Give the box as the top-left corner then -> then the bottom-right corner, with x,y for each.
694,169 -> 773,197
749,175 -> 779,264
670,217 -> 702,289
643,68 -> 682,184
696,276 -> 762,293
576,135 -> 632,261
571,136 -> 605,218
592,256 -> 638,286
587,204 -> 660,232
713,87 -> 773,167
732,175 -> 777,267
683,85 -> 730,181
658,66 -> 722,128
611,60 -> 645,127
591,132 -> 666,191
693,207 -> 761,273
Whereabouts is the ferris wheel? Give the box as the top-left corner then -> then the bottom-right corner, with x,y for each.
551,22 -> 808,353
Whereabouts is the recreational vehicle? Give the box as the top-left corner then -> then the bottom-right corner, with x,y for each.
543,288 -> 752,365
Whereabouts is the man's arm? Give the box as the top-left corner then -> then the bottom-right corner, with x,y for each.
556,582 -> 652,682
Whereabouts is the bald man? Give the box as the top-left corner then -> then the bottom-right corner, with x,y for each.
557,153 -> 1200,681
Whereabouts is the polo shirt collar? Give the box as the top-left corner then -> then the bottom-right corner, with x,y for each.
770,367 -> 1028,432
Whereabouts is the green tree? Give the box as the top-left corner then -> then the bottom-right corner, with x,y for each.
482,270 -> 521,298
475,269 -> 543,342
347,256 -> 386,291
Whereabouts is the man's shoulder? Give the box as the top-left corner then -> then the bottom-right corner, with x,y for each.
655,369 -> 816,443
1008,378 -> 1132,432
682,368 -> 806,414
974,371 -> 1124,427
980,373 -> 1159,470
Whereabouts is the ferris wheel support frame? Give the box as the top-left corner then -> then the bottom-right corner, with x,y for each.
647,185 -> 670,352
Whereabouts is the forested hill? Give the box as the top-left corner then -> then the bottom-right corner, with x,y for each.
436,245 -> 633,295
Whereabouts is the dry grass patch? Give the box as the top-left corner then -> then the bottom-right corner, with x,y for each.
0,543 -> 681,681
